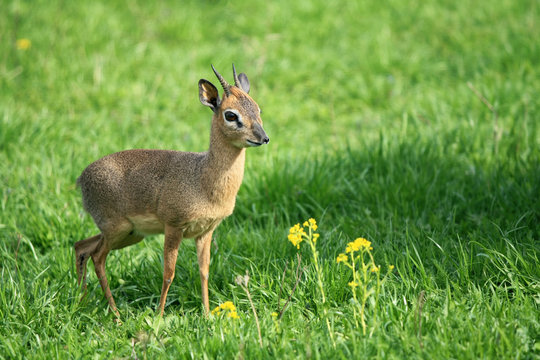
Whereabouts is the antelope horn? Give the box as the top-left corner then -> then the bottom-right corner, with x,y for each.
232,63 -> 240,88
211,64 -> 231,96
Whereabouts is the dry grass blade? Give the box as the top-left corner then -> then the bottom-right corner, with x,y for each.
236,272 -> 263,348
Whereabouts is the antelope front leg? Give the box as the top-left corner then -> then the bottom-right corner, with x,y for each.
158,225 -> 183,316
196,231 -> 213,314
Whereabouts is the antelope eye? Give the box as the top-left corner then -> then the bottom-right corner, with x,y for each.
224,111 -> 238,122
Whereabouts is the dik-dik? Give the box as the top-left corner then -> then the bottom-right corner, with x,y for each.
75,65 -> 269,318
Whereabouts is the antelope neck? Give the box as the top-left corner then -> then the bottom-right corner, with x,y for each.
201,119 -> 246,201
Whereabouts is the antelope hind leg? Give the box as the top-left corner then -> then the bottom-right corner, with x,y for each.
158,225 -> 183,316
74,234 -> 102,296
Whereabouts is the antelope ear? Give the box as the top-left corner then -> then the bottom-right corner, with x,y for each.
238,73 -> 250,94
199,79 -> 220,111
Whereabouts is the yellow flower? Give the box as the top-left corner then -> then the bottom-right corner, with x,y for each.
271,312 -> 278,318
228,311 -> 239,319
211,306 -> 221,315
345,241 -> 360,253
308,218 -> 317,230
288,223 -> 308,249
348,281 -> 359,288
389,265 -> 395,271
354,237 -> 371,250
345,237 -> 372,253
212,301 -> 237,317
289,223 -> 300,233
336,253 -> 348,263
288,233 -> 302,248
16,38 -> 31,50
313,233 -> 320,243
371,265 -> 380,273
221,301 -> 236,311
302,218 -> 318,230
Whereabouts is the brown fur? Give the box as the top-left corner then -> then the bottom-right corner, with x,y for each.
75,66 -> 269,318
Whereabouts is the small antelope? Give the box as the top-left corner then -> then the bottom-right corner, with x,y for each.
75,65 -> 269,318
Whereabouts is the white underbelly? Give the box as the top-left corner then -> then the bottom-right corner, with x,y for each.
127,214 -> 223,239
181,217 -> 223,239
128,214 -> 164,235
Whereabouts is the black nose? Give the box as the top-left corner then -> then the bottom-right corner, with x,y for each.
263,137 -> 270,144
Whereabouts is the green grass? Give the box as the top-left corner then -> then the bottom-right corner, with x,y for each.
1,0 -> 539,358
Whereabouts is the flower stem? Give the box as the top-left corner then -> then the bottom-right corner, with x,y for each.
360,250 -> 368,335
308,233 -> 335,347
350,251 -> 359,327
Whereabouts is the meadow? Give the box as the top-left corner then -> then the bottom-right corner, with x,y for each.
1,0 -> 539,358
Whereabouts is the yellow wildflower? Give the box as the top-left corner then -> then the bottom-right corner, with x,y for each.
288,223 -> 307,249
211,306 -> 221,315
371,265 -> 380,273
313,233 -> 320,243
289,223 -> 301,233
348,281 -> 359,288
16,38 -> 31,50
389,265 -> 395,271
354,237 -> 371,250
228,311 -> 239,319
288,233 -> 301,249
221,301 -> 236,311
291,224 -> 306,236
302,218 -> 318,230
345,237 -> 372,253
212,301 -> 237,317
271,312 -> 278,318
336,253 -> 348,264
345,241 -> 360,253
